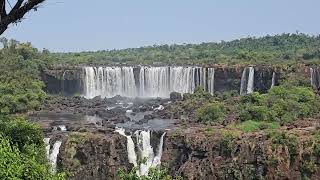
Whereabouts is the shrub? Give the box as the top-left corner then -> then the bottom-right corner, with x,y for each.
239,105 -> 270,122
196,102 -> 225,123
193,86 -> 212,99
267,131 -> 298,161
0,115 -> 44,152
239,85 -> 320,123
0,116 -> 65,179
0,50 -> 46,114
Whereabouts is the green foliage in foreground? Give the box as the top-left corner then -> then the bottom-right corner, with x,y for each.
0,116 -> 65,179
239,85 -> 320,124
117,167 -> 182,180
196,102 -> 225,124
0,40 -> 46,114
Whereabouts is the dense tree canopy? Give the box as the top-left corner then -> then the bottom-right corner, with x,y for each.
0,38 -> 46,114
47,33 -> 320,66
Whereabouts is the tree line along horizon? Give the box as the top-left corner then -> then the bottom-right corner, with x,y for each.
2,32 -> 320,67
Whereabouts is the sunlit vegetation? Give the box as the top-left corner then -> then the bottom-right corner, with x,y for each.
0,115 -> 65,179
0,39 -> 46,114
44,33 -> 320,66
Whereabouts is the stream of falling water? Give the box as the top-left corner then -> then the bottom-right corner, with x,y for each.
310,67 -> 320,89
43,138 -> 62,173
82,66 -> 215,98
240,67 -> 255,95
115,128 -> 166,176
247,67 -> 255,94
271,72 -> 276,88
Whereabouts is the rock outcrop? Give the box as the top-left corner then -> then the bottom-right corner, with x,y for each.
57,132 -> 131,180
161,126 -> 320,180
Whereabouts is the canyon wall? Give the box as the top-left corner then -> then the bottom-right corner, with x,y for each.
56,126 -> 320,180
42,65 -> 306,97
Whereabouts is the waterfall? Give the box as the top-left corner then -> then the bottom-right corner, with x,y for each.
136,130 -> 155,176
271,72 -> 276,88
207,68 -> 215,95
83,67 -> 137,98
240,68 -> 247,95
61,71 -> 67,95
240,67 -> 255,95
50,141 -> 62,173
115,128 -> 138,167
152,132 -> 166,168
311,68 -> 315,87
247,67 -> 254,94
82,66 -> 213,98
170,67 -> 196,94
43,138 -> 51,159
115,128 -> 166,176
310,68 -> 320,89
43,138 -> 62,173
139,67 -> 170,97
139,67 -> 145,97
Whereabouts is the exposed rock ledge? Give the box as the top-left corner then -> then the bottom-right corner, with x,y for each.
56,122 -> 320,180
162,125 -> 320,180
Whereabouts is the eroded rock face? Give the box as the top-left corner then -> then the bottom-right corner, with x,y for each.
54,123 -> 320,180
58,132 -> 131,180
42,68 -> 82,96
161,127 -> 320,180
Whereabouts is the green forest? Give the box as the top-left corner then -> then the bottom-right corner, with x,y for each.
49,33 -> 320,66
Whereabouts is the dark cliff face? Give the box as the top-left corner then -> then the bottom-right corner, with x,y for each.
57,132 -> 131,180
161,126 -> 320,180
41,69 -> 82,96
56,125 -> 320,180
41,65 -> 284,96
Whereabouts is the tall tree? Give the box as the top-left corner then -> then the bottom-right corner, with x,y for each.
0,0 -> 44,35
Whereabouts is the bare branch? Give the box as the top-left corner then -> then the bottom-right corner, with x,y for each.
0,0 -> 6,20
0,0 -> 45,35
10,0 -> 24,13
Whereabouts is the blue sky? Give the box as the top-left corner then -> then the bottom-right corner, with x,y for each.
3,0 -> 320,52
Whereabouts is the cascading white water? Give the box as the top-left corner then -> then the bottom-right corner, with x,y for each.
115,128 -> 138,167
43,138 -> 62,173
311,68 -> 315,87
247,67 -> 255,94
139,67 -> 170,97
152,132 -> 166,168
240,68 -> 247,95
136,130 -> 154,176
271,72 -> 276,88
43,138 -> 51,159
240,67 -> 255,95
50,141 -> 62,173
115,128 -> 166,176
310,67 -> 320,88
170,67 -> 196,95
207,68 -> 215,95
83,66 -> 214,98
61,70 -> 67,94
83,67 -> 137,98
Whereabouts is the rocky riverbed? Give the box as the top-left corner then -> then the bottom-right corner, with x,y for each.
27,93 -> 320,180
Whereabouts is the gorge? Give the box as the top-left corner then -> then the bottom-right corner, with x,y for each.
31,64 -> 320,179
